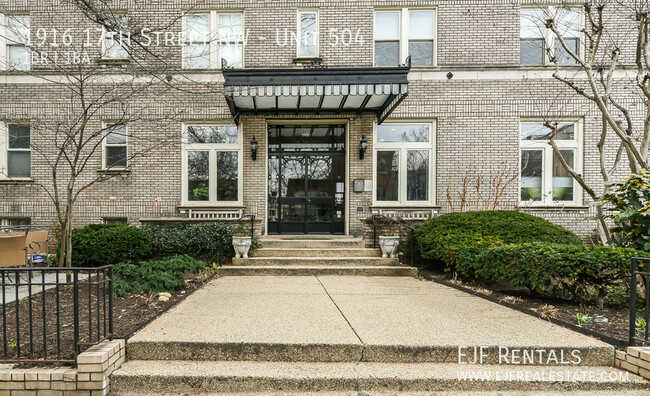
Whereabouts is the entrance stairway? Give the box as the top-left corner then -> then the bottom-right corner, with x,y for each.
217,235 -> 418,276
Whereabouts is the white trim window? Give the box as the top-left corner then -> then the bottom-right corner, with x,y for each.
102,14 -> 129,60
103,123 -> 128,169
183,11 -> 244,69
0,123 -> 31,179
297,10 -> 318,58
374,9 -> 435,67
182,124 -> 242,205
520,120 -> 582,206
374,122 -> 434,205
5,15 -> 30,70
520,6 -> 581,65
0,217 -> 31,226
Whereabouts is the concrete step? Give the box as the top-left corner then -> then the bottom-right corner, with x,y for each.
261,238 -> 365,249
253,248 -> 382,258
113,392 -> 650,396
216,265 -> 416,277
126,341 -> 614,366
232,257 -> 397,266
111,360 -> 648,394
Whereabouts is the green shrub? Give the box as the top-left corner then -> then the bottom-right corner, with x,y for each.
475,242 -> 647,303
602,169 -> 650,252
416,211 -> 582,276
71,224 -> 153,267
113,254 -> 208,297
144,222 -> 251,263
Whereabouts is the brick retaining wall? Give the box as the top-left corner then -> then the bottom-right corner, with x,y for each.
0,339 -> 125,396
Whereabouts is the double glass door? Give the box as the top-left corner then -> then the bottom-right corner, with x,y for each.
268,125 -> 346,234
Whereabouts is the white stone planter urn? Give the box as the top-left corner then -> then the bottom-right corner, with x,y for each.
379,235 -> 400,258
232,235 -> 252,258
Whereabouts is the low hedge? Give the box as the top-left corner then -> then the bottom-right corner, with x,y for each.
416,211 -> 582,277
475,243 -> 645,302
144,222 -> 251,263
70,224 -> 153,267
113,254 -> 208,297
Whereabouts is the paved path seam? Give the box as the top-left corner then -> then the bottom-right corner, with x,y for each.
314,276 -> 369,391
316,275 -> 365,347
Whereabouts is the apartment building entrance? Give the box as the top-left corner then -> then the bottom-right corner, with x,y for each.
268,124 -> 346,234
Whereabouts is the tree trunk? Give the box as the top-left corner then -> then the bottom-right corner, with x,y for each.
596,286 -> 607,309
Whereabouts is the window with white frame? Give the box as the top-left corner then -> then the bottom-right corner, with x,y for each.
102,14 -> 129,60
183,11 -> 244,69
520,121 -> 581,205
103,123 -> 128,169
183,124 -> 241,204
374,9 -> 435,67
297,10 -> 318,58
0,123 -> 31,178
6,15 -> 30,70
0,217 -> 30,226
520,7 -> 580,65
375,122 -> 434,205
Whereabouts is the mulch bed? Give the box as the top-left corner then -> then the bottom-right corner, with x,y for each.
1,268 -> 218,365
419,268 -> 636,346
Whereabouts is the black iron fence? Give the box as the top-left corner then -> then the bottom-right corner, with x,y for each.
0,266 -> 113,364
630,257 -> 650,346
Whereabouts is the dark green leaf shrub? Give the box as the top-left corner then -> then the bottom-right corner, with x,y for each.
415,211 -> 582,276
71,224 -> 153,267
144,222 -> 253,263
113,254 -> 208,297
602,169 -> 650,252
475,243 -> 647,302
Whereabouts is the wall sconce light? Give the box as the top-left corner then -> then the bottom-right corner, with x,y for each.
359,135 -> 368,160
250,136 -> 259,161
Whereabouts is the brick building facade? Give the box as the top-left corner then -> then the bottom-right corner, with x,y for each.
0,0 -> 642,241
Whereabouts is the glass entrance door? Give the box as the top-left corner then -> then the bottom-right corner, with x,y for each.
268,125 -> 346,234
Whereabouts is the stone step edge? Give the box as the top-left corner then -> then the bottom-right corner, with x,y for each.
125,341 -> 615,366
111,360 -> 647,393
254,248 -> 380,251
216,266 -> 417,276
235,257 -> 391,260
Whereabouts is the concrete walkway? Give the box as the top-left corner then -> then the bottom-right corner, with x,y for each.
129,276 -> 612,361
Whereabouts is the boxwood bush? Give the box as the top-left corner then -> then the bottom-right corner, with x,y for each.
113,254 -> 208,297
475,243 -> 645,302
416,211 -> 582,277
144,222 -> 251,263
70,224 -> 153,267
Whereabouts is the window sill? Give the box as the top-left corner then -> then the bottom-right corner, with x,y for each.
293,57 -> 323,67
98,58 -> 130,65
96,168 -> 131,174
178,204 -> 245,209
518,205 -> 590,211
0,178 -> 33,184
371,204 -> 440,209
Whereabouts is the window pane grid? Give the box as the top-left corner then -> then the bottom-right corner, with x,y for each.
105,124 -> 128,168
299,12 -> 318,57
184,125 -> 241,204
7,125 -> 31,178
183,12 -> 244,69
7,16 -> 31,70
520,7 -> 581,65
520,122 -> 579,205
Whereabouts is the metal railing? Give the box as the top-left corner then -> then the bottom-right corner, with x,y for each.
0,266 -> 114,364
630,257 -> 650,346
371,214 -> 417,268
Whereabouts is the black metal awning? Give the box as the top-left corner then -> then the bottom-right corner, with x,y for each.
223,63 -> 410,125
